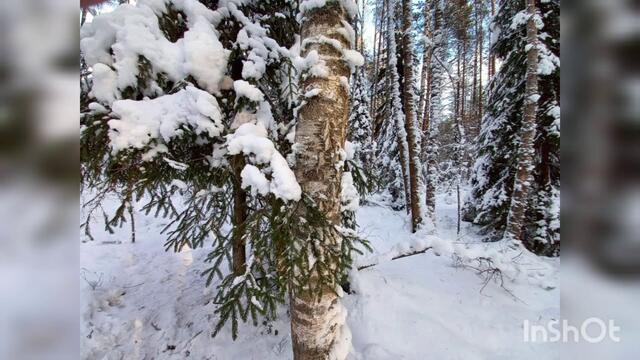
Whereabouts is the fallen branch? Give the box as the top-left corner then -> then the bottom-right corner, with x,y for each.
81,267 -> 104,290
357,247 -> 433,270
182,330 -> 203,351
451,254 -> 526,304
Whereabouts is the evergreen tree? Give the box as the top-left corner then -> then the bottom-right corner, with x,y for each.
370,0 -> 389,138
464,0 -> 560,256
348,68 -> 376,179
374,102 -> 407,210
374,0 -> 412,211
343,69 -> 375,232
506,0 -> 540,246
80,0 -> 369,342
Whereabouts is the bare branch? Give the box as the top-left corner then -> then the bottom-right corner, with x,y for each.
357,246 -> 433,270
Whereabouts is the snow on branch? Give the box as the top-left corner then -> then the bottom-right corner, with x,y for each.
299,0 -> 358,18
226,123 -> 302,201
109,86 -> 224,153
81,2 -> 229,101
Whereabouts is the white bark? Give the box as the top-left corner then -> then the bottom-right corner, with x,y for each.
290,3 -> 354,359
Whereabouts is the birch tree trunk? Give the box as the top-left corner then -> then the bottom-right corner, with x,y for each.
401,0 -> 424,232
290,3 -> 353,359
506,0 -> 538,244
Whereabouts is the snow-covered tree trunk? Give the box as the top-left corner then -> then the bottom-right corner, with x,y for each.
424,1 -> 443,217
506,0 -> 539,243
290,2 -> 355,359
400,0 -> 424,232
387,1 -> 412,213
348,69 -> 375,173
419,1 -> 434,219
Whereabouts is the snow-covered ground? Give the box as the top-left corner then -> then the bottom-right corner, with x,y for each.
80,192 -> 559,359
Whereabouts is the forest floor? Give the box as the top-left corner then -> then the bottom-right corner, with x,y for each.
80,192 -> 559,359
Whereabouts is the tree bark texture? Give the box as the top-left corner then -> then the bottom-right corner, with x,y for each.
417,0 -> 433,129
425,1 -> 443,216
290,3 -> 353,359
506,0 -> 538,243
386,1 -> 412,214
401,0 -> 424,232
489,0 -> 496,78
230,154 -> 247,276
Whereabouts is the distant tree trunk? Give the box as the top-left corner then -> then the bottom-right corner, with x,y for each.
456,42 -> 462,126
425,1 -> 443,216
457,183 -> 461,234
454,43 -> 464,235
419,1 -> 434,219
461,39 -> 467,128
401,0 -> 424,232
489,0 -> 496,78
230,154 -> 247,276
506,0 -> 539,244
354,11 -> 359,53
477,0 -> 484,126
472,33 -> 478,126
371,0 -> 386,120
417,1 -> 433,128
290,3 -> 352,359
386,1 -> 412,214
359,0 -> 366,53
370,8 -> 378,115
472,0 -> 482,135
396,123 -> 412,215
